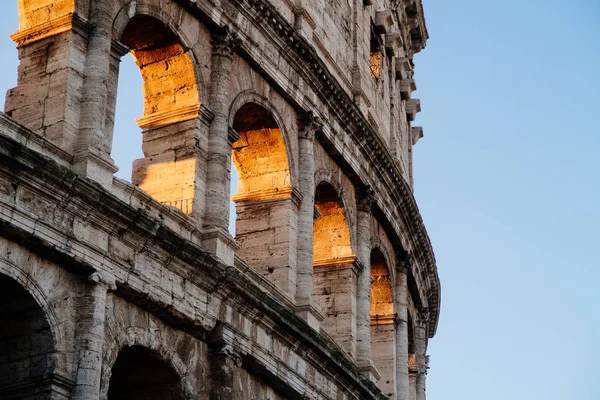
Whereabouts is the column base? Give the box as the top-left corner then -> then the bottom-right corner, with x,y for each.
200,228 -> 240,266
357,362 -> 381,384
73,152 -> 118,190
295,300 -> 324,332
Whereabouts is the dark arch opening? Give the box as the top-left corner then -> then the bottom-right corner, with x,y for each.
108,346 -> 183,400
0,274 -> 55,395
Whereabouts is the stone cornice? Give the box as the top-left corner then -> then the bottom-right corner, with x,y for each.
11,12 -> 90,46
214,0 -> 439,336
135,104 -> 201,130
313,255 -> 357,268
230,186 -> 302,207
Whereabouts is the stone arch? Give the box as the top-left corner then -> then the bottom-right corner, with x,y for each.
312,181 -> 358,357
313,181 -> 354,264
0,266 -> 62,398
101,326 -> 195,400
108,3 -> 205,216
231,101 -> 292,197
370,247 -> 394,319
313,167 -> 358,252
369,247 -> 396,397
107,346 -> 185,400
111,2 -> 204,112
228,90 -> 297,187
229,95 -> 299,299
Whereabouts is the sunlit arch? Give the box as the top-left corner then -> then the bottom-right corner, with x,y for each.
370,247 -> 394,319
119,14 -> 200,129
313,181 -> 354,265
228,90 -> 297,187
231,102 -> 292,198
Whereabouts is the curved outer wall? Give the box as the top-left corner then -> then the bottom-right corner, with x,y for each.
0,0 -> 439,399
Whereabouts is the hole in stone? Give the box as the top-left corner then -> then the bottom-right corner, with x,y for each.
112,53 -> 144,181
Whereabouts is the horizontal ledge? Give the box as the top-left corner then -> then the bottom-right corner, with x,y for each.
136,104 -> 201,129
313,255 -> 357,268
231,185 -> 301,204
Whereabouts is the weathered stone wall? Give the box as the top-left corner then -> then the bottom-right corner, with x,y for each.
0,0 -> 438,398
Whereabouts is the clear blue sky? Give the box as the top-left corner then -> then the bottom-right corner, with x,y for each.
1,2 -> 598,399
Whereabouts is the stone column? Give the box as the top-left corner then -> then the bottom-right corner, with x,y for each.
356,186 -> 375,378
71,272 -> 115,400
295,111 -> 324,331
415,308 -> 429,400
395,262 -> 410,400
209,323 -> 242,400
202,26 -> 242,266
73,0 -> 118,188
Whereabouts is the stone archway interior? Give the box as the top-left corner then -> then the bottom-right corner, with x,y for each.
121,15 -> 201,215
370,248 -> 394,318
0,274 -> 55,393
231,102 -> 291,197
107,346 -> 184,400
122,14 -> 200,127
230,102 -> 297,297
313,182 -> 354,263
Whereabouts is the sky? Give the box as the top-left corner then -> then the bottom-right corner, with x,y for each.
0,2 -> 599,399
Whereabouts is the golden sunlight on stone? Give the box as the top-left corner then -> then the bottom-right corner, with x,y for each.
370,263 -> 394,319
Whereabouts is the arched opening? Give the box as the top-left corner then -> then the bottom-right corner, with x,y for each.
108,346 -> 183,400
0,274 -> 56,397
111,53 -> 143,181
230,102 -> 298,298
313,183 -> 354,263
370,248 -> 396,397
111,14 -> 202,215
312,182 -> 357,356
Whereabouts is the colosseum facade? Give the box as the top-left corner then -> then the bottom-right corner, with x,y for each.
0,0 -> 440,399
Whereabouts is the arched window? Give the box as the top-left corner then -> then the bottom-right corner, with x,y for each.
111,53 -> 143,181
0,274 -> 56,398
108,346 -> 184,400
370,248 -> 396,397
110,15 -> 202,215
230,102 -> 298,299
312,182 -> 357,356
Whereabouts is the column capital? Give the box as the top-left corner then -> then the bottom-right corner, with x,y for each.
395,250 -> 412,272
298,110 -> 323,140
356,185 -> 376,212
417,307 -> 430,326
87,271 -> 117,291
211,25 -> 242,57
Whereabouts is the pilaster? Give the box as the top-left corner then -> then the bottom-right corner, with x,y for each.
202,25 -> 242,265
415,307 -> 429,400
295,110 -> 324,331
356,185 -> 375,375
395,260 -> 410,400
72,272 -> 116,400
209,323 -> 243,400
72,0 -> 119,188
